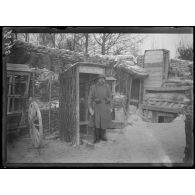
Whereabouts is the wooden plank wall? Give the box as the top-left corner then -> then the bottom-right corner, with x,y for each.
144,67 -> 163,88
143,50 -> 164,89
59,66 -> 77,144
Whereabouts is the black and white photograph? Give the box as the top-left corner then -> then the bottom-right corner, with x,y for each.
2,27 -> 194,167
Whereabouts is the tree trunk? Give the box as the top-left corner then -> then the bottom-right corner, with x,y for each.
51,34 -> 55,48
101,34 -> 106,55
85,34 -> 89,55
84,34 -> 89,61
14,33 -> 17,40
25,33 -> 29,42
73,34 -> 76,51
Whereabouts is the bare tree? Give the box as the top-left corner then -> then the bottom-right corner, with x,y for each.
84,33 -> 89,55
25,33 -> 29,42
112,34 -> 147,56
93,33 -> 121,55
50,33 -> 56,48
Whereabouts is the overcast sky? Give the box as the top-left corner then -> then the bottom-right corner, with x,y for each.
139,34 -> 193,58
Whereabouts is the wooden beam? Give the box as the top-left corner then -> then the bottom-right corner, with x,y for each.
145,87 -> 190,92
126,76 -> 132,113
84,84 -> 89,121
140,104 -> 181,113
143,98 -> 188,104
12,76 -> 15,112
80,121 -> 89,125
48,75 -> 52,133
130,99 -> 139,103
32,71 -> 35,98
75,67 -> 80,145
7,76 -> 12,113
7,63 -> 31,72
139,80 -> 142,104
79,65 -> 104,74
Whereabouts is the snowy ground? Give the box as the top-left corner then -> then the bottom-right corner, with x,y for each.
7,112 -> 186,164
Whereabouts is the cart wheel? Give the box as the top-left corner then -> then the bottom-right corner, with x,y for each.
28,101 -> 43,148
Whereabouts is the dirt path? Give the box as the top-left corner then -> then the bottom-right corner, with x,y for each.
7,115 -> 185,164
122,117 -> 185,163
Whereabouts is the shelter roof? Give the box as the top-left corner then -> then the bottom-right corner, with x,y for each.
114,60 -> 149,79
7,63 -> 31,72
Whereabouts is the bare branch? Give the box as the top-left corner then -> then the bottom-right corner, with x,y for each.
93,34 -> 102,46
106,34 -> 121,50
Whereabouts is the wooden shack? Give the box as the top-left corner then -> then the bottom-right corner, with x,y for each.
59,62 -> 108,145
114,60 -> 149,110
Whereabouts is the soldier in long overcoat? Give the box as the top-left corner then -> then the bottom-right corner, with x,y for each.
88,74 -> 112,143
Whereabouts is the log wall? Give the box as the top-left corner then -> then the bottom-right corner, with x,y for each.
59,66 -> 78,144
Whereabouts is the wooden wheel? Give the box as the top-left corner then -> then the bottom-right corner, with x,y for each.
28,101 -> 43,148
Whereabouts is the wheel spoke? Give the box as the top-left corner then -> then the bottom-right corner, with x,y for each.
28,101 -> 43,148
32,115 -> 38,122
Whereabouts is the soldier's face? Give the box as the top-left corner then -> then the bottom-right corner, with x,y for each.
98,77 -> 105,84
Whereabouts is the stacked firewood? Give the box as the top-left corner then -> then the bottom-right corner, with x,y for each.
169,59 -> 192,79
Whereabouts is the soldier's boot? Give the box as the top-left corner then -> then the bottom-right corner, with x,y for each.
94,128 -> 100,143
100,129 -> 107,141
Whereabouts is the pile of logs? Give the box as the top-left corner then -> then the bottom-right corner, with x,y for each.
169,59 -> 192,79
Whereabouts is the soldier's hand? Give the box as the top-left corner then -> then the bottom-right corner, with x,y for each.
94,98 -> 101,104
104,98 -> 110,104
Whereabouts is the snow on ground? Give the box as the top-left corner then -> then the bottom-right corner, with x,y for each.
7,113 -> 186,164
122,114 -> 185,163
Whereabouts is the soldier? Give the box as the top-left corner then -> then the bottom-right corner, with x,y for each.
88,74 -> 112,143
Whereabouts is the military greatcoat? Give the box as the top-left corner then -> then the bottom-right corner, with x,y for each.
88,82 -> 112,129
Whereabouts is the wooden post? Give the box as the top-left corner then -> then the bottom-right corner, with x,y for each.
139,79 -> 142,104
112,81 -> 116,95
126,76 -> 132,114
49,73 -> 52,133
12,76 -> 15,112
84,83 -> 89,137
84,83 -> 89,123
32,70 -> 35,98
75,67 -> 80,145
7,76 -> 12,113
